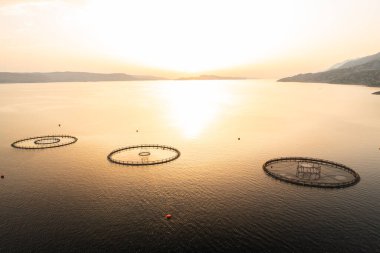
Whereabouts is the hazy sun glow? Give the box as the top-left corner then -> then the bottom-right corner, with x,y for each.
79,0 -> 299,72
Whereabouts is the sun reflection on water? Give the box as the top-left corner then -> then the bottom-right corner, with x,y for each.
158,81 -> 235,138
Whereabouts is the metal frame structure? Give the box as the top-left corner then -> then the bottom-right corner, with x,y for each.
296,162 -> 321,180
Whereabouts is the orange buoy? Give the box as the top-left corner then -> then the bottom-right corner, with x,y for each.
165,214 -> 172,219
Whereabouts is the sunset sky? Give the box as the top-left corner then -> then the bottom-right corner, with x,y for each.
1,0 -> 379,78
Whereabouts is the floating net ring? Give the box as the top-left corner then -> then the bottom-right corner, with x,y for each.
107,144 -> 180,166
11,135 -> 78,149
34,137 -> 61,145
263,157 -> 360,188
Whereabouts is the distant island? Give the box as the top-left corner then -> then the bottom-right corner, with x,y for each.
278,52 -> 380,87
0,72 -> 248,83
373,91 -> 380,95
177,75 -> 246,80
0,72 -> 165,83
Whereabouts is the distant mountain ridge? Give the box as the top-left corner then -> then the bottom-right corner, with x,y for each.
329,52 -> 380,70
0,71 -> 164,83
177,75 -> 246,80
0,72 -> 247,83
278,52 -> 380,87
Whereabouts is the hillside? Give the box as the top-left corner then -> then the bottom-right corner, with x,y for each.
278,52 -> 380,87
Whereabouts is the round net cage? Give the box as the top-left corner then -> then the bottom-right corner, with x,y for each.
11,135 -> 78,149
263,157 -> 360,188
107,144 -> 180,166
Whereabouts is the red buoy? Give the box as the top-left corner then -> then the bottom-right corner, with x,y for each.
165,214 -> 172,219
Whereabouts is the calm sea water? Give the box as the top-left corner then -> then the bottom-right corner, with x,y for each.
0,80 -> 379,252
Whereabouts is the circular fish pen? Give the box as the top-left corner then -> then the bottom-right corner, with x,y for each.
11,135 -> 78,149
107,144 -> 180,166
263,157 -> 360,188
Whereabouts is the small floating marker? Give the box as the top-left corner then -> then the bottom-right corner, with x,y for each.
238,137 -> 240,140
165,214 -> 172,219
1,175 -> 4,179
136,129 -> 139,133
58,124 -> 61,127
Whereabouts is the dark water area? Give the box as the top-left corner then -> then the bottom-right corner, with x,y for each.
0,80 -> 379,252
